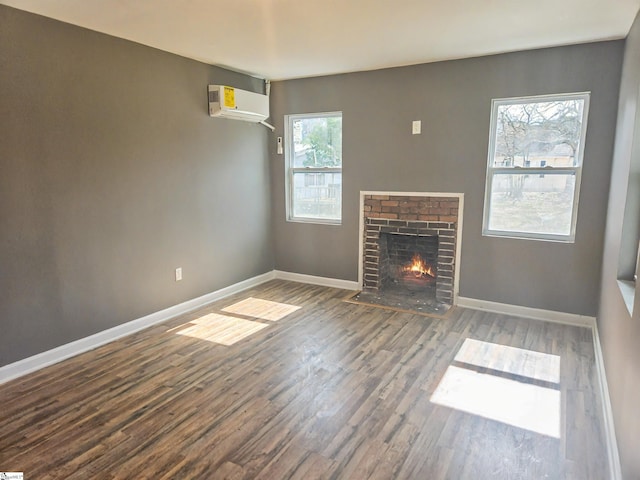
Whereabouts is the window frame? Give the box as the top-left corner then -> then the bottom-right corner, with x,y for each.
482,92 -> 591,243
285,111 -> 343,225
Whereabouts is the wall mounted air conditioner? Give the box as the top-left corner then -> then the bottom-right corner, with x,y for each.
208,85 -> 269,123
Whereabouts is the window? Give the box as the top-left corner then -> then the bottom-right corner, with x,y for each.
483,93 -> 590,242
285,112 -> 342,224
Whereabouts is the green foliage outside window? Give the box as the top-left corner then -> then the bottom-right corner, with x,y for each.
300,117 -> 342,167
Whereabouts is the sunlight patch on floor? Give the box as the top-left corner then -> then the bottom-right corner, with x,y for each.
175,313 -> 269,346
431,338 -> 561,438
431,365 -> 561,437
222,297 -> 301,321
454,338 -> 561,383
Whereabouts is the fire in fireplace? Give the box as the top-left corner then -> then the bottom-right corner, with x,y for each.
404,254 -> 436,278
401,253 -> 436,283
379,233 -> 438,294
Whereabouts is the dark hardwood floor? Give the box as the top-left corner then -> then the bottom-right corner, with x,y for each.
0,281 -> 608,479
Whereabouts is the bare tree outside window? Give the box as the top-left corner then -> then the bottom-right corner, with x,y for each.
483,93 -> 590,242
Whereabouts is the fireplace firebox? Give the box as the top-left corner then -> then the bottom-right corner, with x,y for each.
379,233 -> 438,294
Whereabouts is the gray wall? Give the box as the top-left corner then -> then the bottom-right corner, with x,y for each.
598,10 -> 640,479
270,42 -> 623,316
0,5 -> 273,367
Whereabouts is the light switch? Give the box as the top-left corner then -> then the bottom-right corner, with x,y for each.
412,120 -> 422,135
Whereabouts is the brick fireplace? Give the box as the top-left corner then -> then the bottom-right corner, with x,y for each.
358,192 -> 462,309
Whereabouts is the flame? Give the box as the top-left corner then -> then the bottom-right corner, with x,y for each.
403,254 -> 435,278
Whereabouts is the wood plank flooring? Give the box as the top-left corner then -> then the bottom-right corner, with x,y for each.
0,281 -> 608,479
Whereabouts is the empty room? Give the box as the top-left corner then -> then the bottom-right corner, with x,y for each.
1,1 -> 640,478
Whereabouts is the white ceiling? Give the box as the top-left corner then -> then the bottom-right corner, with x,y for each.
3,0 -> 640,80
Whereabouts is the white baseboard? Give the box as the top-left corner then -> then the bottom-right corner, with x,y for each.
0,271 -> 276,385
273,270 -> 359,291
457,296 -> 596,328
592,322 -> 622,480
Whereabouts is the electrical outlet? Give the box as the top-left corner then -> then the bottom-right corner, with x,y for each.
175,267 -> 182,282
412,120 -> 422,135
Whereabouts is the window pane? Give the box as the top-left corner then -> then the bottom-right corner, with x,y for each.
292,172 -> 342,220
488,173 -> 576,236
292,116 -> 342,168
492,99 -> 585,168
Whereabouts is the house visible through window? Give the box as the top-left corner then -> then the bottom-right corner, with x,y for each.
286,112 -> 342,224
483,93 -> 590,242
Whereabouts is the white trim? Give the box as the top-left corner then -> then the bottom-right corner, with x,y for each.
357,191 -> 464,305
274,270 -> 359,290
592,322 -> 623,480
359,191 -> 463,198
457,296 -> 596,328
454,195 -> 464,306
0,271 -> 276,385
358,192 -> 365,288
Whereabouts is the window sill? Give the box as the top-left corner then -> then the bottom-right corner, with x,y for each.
482,231 -> 575,243
617,279 -> 635,316
287,217 -> 342,226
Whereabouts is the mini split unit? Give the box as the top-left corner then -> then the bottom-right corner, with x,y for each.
208,85 -> 271,128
